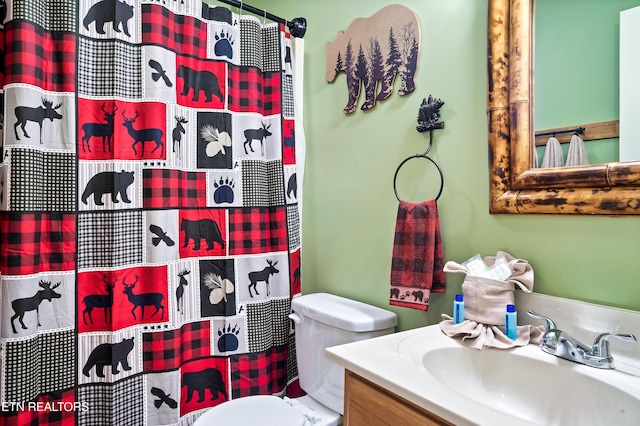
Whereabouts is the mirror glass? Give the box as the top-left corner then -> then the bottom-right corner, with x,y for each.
487,0 -> 640,215
534,0 -> 640,168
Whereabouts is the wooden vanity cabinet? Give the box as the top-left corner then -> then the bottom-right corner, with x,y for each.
343,370 -> 454,426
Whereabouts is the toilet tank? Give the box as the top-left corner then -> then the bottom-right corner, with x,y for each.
290,293 -> 397,415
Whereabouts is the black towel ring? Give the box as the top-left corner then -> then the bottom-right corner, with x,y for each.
393,95 -> 446,202
393,152 -> 444,202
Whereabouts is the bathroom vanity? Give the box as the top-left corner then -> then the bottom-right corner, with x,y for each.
343,370 -> 451,426
326,292 -> 640,425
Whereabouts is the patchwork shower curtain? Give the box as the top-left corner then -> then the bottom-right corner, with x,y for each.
0,0 -> 302,424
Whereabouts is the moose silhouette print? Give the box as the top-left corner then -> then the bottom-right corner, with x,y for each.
176,269 -> 190,314
82,274 -> 116,325
243,122 -> 272,156
122,274 -> 165,321
10,280 -> 62,334
172,116 -> 188,158
81,103 -> 118,153
14,98 -> 63,142
247,260 -> 279,298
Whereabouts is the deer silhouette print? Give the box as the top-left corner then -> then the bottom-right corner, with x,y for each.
176,269 -> 190,314
82,274 -> 116,325
243,122 -> 272,156
122,109 -> 164,156
81,103 -> 118,153
172,116 -> 188,158
14,98 -> 63,142
10,280 -> 62,334
122,274 -> 165,321
248,260 -> 279,298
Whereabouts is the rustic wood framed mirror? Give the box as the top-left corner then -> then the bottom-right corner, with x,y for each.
487,0 -> 640,214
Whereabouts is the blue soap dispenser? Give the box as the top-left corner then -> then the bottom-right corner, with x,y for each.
505,304 -> 517,340
453,294 -> 464,324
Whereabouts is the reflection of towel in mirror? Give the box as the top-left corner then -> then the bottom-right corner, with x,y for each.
390,200 -> 445,311
565,133 -> 589,166
541,136 -> 564,168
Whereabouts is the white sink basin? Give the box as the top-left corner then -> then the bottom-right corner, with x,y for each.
326,323 -> 640,426
397,327 -> 640,425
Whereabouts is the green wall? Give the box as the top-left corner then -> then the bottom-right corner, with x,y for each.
247,0 -> 640,331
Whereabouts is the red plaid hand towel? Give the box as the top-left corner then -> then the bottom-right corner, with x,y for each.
390,199 -> 445,311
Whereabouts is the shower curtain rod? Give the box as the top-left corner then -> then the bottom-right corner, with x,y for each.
216,0 -> 307,38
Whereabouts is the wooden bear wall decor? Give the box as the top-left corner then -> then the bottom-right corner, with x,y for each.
325,4 -> 421,114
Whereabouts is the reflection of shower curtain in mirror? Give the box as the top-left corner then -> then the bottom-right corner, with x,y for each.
0,1 -> 302,424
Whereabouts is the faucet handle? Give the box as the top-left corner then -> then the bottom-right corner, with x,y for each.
591,333 -> 637,358
526,311 -> 558,332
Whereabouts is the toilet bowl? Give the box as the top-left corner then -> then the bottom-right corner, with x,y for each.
193,293 -> 397,425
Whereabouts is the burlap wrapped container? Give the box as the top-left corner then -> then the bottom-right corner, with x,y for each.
444,251 -> 534,326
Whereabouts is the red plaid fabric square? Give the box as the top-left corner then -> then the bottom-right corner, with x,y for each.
4,21 -> 76,92
0,213 -> 76,275
141,4 -> 207,59
142,321 -> 211,372
143,169 -> 207,209
228,207 -> 288,255
1,390 -> 77,426
230,345 -> 288,398
228,67 -> 281,115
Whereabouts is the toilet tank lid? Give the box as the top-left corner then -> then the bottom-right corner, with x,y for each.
291,293 -> 397,332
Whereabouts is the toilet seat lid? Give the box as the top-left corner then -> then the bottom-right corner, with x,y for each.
195,395 -> 308,426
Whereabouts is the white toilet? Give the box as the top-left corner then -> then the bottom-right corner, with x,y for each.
194,293 -> 397,426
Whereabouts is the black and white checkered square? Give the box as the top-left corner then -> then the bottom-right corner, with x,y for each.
239,18 -> 262,69
39,330 -> 76,394
77,383 -> 112,426
268,160 -> 285,206
12,0 -> 76,32
282,74 -> 295,118
9,148 -> 75,212
3,337 -> 40,402
114,375 -> 145,426
287,204 -> 300,250
77,211 -> 144,269
286,332 -> 299,384
261,24 -> 281,73
78,38 -> 143,99
77,376 -> 144,426
3,331 -> 74,403
241,160 -> 285,207
246,297 -> 290,352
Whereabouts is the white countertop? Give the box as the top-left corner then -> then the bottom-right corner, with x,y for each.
325,325 -> 539,426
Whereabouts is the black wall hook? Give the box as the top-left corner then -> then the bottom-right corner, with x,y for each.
393,95 -> 446,202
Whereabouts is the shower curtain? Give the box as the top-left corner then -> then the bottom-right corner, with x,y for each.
0,0 -> 302,424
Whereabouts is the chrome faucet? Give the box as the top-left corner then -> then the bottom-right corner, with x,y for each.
527,311 -> 637,369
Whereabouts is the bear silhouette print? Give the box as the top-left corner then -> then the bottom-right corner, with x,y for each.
81,170 -> 134,205
83,0 -> 134,37
182,368 -> 227,403
180,218 -> 225,250
177,65 -> 223,103
83,337 -> 134,377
